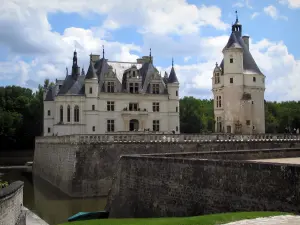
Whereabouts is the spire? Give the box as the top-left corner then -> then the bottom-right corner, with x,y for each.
232,10 -> 242,37
215,62 -> 218,67
72,50 -> 78,78
66,67 -> 68,76
168,57 -> 179,84
81,66 -> 85,76
149,48 -> 152,63
102,45 -> 105,59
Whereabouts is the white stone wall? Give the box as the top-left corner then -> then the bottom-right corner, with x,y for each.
44,91 -> 180,136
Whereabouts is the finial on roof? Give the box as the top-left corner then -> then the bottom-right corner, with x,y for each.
235,10 -> 238,22
215,62 -> 218,67
149,48 -> 152,63
102,45 -> 105,59
66,67 -> 68,76
172,58 -> 174,67
81,66 -> 85,76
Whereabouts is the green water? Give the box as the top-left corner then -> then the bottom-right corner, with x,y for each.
0,170 -> 107,225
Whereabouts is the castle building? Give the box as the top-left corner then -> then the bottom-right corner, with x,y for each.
43,49 -> 180,136
212,12 -> 266,134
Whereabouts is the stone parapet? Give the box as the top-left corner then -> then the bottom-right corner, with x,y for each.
35,133 -> 300,144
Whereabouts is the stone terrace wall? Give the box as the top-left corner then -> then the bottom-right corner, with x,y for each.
34,139 -> 300,197
107,156 -> 300,218
0,181 -> 25,225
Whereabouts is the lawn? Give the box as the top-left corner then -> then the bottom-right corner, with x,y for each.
60,211 -> 290,225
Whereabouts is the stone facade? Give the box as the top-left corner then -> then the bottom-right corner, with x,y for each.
212,14 -> 265,134
43,52 -> 180,136
107,149 -> 300,218
0,181 -> 25,225
34,136 -> 300,197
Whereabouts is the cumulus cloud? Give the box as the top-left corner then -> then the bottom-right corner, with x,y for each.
263,5 -> 288,20
278,0 -> 300,8
251,12 -> 260,19
232,0 -> 253,9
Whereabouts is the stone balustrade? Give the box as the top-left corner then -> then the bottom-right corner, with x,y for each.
35,133 -> 300,144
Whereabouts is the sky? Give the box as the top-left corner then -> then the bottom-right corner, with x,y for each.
0,0 -> 299,101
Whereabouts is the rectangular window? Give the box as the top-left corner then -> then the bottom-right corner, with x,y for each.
107,101 -> 115,111
107,82 -> 115,93
67,106 -> 71,122
153,120 -> 160,132
89,87 -> 92,94
215,73 -> 220,84
216,96 -> 222,108
152,102 -> 160,112
129,103 -> 138,111
253,77 -> 256,82
176,126 -> 178,132
176,106 -> 178,112
107,120 -> 115,132
152,84 -> 159,94
246,120 -> 251,126
132,71 -> 136,77
230,78 -> 233,83
92,126 -> 95,132
176,90 -> 178,96
134,83 -> 139,93
48,127 -> 51,133
47,110 -> 51,116
230,58 -> 233,63
92,105 -> 95,110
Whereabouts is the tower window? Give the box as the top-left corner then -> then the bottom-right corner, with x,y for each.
230,78 -> 233,83
176,90 -> 178,96
176,126 -> 178,132
215,73 -> 220,84
89,87 -> 92,94
230,58 -> 233,63
216,96 -> 222,108
92,126 -> 95,132
47,110 -> 51,116
133,71 -> 136,77
253,77 -> 256,82
176,106 -> 178,112
48,127 -> 51,133
92,105 -> 95,110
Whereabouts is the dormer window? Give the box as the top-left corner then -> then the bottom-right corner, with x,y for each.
133,71 -> 136,77
253,77 -> 256,82
152,84 -> 159,94
215,73 -> 220,84
129,83 -> 139,93
107,82 -> 115,93
89,87 -> 92,94
230,58 -> 233,63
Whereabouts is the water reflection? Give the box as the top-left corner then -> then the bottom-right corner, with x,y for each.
1,170 -> 107,225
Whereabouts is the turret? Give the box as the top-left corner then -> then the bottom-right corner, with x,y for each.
167,58 -> 179,100
85,56 -> 98,97
212,62 -> 222,86
71,50 -> 79,80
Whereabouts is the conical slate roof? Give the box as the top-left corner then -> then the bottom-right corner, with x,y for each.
85,60 -> 97,79
168,66 -> 179,83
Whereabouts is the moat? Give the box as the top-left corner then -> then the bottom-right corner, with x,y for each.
0,169 -> 107,225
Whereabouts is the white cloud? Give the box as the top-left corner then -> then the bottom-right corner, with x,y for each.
233,0 -> 253,9
263,5 -> 288,20
278,0 -> 300,8
184,56 -> 191,62
251,12 -> 260,19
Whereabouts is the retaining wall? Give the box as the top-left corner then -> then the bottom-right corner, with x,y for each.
107,153 -> 300,218
34,139 -> 300,197
0,181 -> 25,225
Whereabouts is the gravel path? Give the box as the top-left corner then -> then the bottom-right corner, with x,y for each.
222,215 -> 300,225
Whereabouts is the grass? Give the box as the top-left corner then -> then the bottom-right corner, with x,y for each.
60,211 -> 290,225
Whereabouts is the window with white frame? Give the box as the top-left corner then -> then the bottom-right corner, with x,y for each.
107,120 -> 115,132
107,101 -> 115,111
153,120 -> 160,131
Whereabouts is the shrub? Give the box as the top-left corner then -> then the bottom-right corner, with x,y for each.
0,179 -> 8,189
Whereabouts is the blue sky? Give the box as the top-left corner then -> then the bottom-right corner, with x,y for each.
0,0 -> 299,101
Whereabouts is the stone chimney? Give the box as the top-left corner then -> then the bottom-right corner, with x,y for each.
242,36 -> 249,50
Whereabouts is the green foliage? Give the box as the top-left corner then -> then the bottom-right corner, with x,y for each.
180,97 -> 300,134
58,212 -> 290,225
0,179 -> 9,189
0,81 -> 46,150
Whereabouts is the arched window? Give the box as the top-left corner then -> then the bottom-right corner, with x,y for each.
67,105 -> 71,122
59,105 -> 63,122
74,105 -> 80,122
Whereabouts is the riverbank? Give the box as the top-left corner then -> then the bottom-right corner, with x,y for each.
58,212 -> 290,225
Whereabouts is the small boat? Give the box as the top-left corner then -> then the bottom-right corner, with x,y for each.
67,211 -> 109,222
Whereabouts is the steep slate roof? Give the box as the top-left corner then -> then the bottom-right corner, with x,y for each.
168,66 -> 179,83
44,85 -> 56,101
220,26 -> 262,75
57,75 -> 85,95
85,60 -> 97,80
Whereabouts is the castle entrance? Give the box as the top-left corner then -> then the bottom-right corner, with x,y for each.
129,119 -> 139,131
